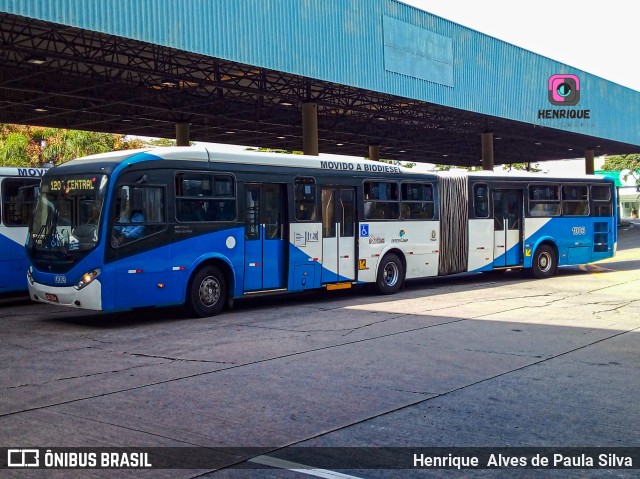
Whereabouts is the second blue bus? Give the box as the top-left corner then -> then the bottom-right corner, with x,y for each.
1,166 -> 47,294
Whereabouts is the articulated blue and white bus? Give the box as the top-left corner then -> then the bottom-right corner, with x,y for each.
25,147 -> 617,316
0,166 -> 47,295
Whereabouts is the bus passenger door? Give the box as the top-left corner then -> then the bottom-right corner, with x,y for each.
493,189 -> 523,267
244,184 -> 286,291
321,187 -> 356,283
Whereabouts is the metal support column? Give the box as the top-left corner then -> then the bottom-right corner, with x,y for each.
302,102 -> 319,156
585,149 -> 595,175
481,132 -> 494,171
176,122 -> 190,147
368,145 -> 380,162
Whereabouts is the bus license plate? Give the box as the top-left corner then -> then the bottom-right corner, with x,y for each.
45,293 -> 59,302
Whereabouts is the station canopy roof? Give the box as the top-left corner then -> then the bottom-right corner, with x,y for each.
0,7 -> 638,167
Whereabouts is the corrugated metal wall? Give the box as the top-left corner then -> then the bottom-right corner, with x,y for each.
1,0 -> 638,147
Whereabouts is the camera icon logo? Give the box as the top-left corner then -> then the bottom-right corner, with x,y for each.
548,74 -> 580,106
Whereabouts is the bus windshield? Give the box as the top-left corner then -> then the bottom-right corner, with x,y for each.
27,174 -> 108,270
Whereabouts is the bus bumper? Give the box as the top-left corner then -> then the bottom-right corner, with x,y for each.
28,278 -> 102,310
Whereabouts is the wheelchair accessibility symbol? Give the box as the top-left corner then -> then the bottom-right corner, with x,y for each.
360,224 -> 369,237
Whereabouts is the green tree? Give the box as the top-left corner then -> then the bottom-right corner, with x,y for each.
376,158 -> 415,169
0,124 -> 164,167
502,162 -> 542,173
434,164 -> 479,172
45,130 -> 115,164
246,147 -> 302,155
0,131 -> 31,166
147,138 -> 177,147
434,162 -> 540,172
603,154 -> 640,186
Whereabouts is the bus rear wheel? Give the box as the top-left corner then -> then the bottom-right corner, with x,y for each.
187,265 -> 227,317
375,253 -> 404,295
531,245 -> 557,279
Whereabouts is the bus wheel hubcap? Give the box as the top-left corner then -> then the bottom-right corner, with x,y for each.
384,262 -> 399,286
199,276 -> 220,306
539,253 -> 551,272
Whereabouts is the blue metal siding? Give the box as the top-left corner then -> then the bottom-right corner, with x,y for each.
382,15 -> 453,86
1,0 -> 638,147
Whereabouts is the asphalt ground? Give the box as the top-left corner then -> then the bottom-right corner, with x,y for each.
1,221 -> 639,478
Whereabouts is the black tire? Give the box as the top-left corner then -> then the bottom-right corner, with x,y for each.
375,253 -> 404,295
187,265 -> 227,317
531,245 -> 557,279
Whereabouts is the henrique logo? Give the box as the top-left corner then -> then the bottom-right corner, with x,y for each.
548,74 -> 580,106
538,73 -> 591,123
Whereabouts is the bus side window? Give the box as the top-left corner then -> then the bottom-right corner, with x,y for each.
364,180 -> 399,220
591,184 -> 613,217
528,184 -> 560,217
294,177 -> 317,221
401,182 -> 434,220
529,203 -> 546,216
214,200 -> 235,221
473,184 -> 489,218
562,185 -> 588,216
112,185 -> 165,247
1,178 -> 40,226
174,172 -> 236,223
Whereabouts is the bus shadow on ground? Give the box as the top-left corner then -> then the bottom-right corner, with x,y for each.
0,292 -> 32,307
50,305 -> 192,328
232,256 -> 640,316
229,269 -> 549,315
584,258 -> 640,272
46,222 -> 640,328
48,261 -> 634,328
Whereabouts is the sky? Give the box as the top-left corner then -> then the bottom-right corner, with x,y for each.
402,0 -> 640,93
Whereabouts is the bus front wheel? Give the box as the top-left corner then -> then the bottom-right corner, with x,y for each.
375,253 -> 404,295
187,266 -> 227,317
531,245 -> 557,279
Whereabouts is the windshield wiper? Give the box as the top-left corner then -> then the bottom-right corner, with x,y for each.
35,223 -> 49,249
50,207 -> 72,257
35,205 -> 58,251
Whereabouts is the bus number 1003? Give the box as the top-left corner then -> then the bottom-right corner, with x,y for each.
571,226 -> 586,235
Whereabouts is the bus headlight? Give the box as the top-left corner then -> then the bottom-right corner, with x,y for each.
75,269 -> 101,291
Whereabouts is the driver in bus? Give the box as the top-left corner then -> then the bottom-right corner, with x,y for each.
112,209 -> 145,245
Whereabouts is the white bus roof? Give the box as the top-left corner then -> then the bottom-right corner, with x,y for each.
72,146 -> 422,176
66,147 -> 615,183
